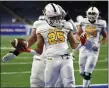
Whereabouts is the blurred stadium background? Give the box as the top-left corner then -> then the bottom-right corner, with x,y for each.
0,1 -> 108,88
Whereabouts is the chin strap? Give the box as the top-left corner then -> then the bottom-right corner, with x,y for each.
88,20 -> 96,24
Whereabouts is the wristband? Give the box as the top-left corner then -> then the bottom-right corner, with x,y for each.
9,50 -> 20,56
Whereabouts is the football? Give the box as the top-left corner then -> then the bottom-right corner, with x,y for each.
11,38 -> 27,48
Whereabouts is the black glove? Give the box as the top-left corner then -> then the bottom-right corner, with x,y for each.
64,12 -> 71,21
9,50 -> 20,56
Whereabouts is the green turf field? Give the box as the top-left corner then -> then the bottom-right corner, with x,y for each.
1,36 -> 108,87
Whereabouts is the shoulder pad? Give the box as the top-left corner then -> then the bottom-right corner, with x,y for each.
100,20 -> 106,28
64,21 -> 73,30
32,20 -> 47,29
36,24 -> 49,34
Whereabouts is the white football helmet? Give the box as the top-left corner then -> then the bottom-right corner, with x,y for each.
86,7 -> 99,22
38,15 -> 45,20
43,3 -> 63,27
76,15 -> 84,23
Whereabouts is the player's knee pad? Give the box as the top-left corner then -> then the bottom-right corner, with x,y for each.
82,72 -> 92,80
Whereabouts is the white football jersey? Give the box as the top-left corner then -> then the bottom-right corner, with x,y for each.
79,18 -> 106,52
36,21 -> 73,57
62,20 -> 74,31
32,20 -> 47,59
32,20 -> 47,29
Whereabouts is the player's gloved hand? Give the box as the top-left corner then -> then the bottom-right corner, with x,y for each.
11,38 -> 28,52
16,43 -> 27,51
2,50 -> 20,62
2,53 -> 16,62
80,34 -> 87,45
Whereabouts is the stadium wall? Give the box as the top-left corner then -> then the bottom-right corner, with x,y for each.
0,24 -> 32,36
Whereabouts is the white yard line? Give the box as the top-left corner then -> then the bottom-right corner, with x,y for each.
1,62 -> 32,65
76,84 -> 108,87
1,69 -> 108,75
0,56 -> 33,59
0,47 -> 14,50
1,59 -> 108,65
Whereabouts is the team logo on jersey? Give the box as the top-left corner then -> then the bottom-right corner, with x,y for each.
85,25 -> 97,38
48,58 -> 52,60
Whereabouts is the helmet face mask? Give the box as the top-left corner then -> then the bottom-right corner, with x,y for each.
86,7 -> 99,23
87,12 -> 98,22
43,3 -> 63,27
46,15 -> 63,27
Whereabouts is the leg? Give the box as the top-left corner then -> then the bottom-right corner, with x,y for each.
44,56 -> 61,87
85,52 -> 99,73
79,51 -> 87,75
30,58 -> 45,87
55,73 -> 63,87
83,52 -> 99,87
61,55 -> 75,87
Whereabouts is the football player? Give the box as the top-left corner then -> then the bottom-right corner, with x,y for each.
75,7 -> 107,87
30,14 -> 75,87
2,15 -> 47,87
29,15 -> 47,87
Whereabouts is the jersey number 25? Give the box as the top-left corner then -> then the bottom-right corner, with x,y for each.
47,31 -> 65,45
